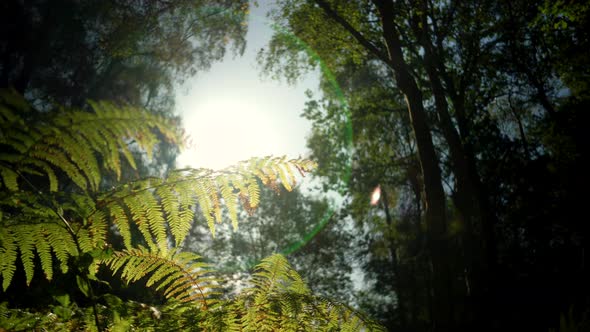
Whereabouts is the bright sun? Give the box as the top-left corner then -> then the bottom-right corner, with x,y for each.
176,97 -> 287,170
173,5 -> 318,171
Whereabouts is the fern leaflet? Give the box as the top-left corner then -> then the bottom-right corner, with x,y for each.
103,247 -> 215,307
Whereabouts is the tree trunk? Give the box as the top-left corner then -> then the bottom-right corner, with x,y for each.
411,10 -> 491,329
371,1 -> 453,330
380,186 -> 408,330
414,4 -> 502,328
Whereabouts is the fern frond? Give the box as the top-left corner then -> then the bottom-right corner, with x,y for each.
218,177 -> 238,230
124,194 -> 159,252
12,226 -> 36,285
200,302 -> 242,332
246,177 -> 261,210
30,147 -> 88,190
85,210 -> 108,250
193,175 -> 216,236
103,247 -> 214,307
44,132 -> 101,190
0,227 -> 17,291
0,191 -> 81,289
21,159 -> 58,192
0,223 -> 78,288
45,223 -> 79,273
174,181 -> 196,246
108,202 -> 132,249
0,89 -> 182,192
274,158 -> 294,192
93,157 -> 316,245
248,254 -> 310,296
233,254 -> 385,332
34,226 -> 53,281
0,166 -> 18,191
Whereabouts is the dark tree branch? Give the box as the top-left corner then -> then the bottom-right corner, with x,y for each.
311,0 -> 391,67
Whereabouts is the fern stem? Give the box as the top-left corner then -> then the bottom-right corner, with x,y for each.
88,276 -> 103,331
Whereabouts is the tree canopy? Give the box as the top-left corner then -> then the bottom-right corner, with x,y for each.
258,0 -> 590,330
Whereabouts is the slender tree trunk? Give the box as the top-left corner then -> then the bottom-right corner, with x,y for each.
411,8 -> 492,328
380,187 -> 408,330
371,2 -> 453,330
426,46 -> 490,330
438,68 -> 498,289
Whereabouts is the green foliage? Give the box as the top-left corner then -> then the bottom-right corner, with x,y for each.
207,254 -> 385,331
0,89 -> 181,190
0,87 -> 182,291
1,255 -> 384,331
0,87 -> 312,289
103,248 -> 215,306
0,220 -> 77,288
549,307 -> 590,332
261,1 -> 590,330
0,89 -> 380,330
96,155 -> 316,248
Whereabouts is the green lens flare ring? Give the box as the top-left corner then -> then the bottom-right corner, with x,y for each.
199,4 -> 352,270
251,10 -> 352,263
268,26 -> 352,257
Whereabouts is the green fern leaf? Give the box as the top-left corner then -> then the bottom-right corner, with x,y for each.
249,254 -> 310,295
162,189 -> 181,241
76,229 -> 93,254
93,156 -> 315,242
22,159 -> 58,192
45,223 -> 77,273
87,210 -> 108,249
1,220 -> 78,288
138,190 -> 167,254
124,195 -> 158,252
0,228 -> 17,290
175,182 -> 196,245
1,128 -> 33,153
246,177 -> 260,209
1,91 -> 182,193
193,178 -> 216,237
44,132 -> 100,190
30,147 -> 88,190
12,226 -> 36,286
103,248 -> 214,307
0,166 -> 18,191
218,177 -> 238,230
109,202 -> 132,249
274,160 -> 293,192
234,254 -> 385,331
34,225 -> 54,281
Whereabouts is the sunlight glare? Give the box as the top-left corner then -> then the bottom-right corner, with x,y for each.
370,185 -> 381,206
177,98 -> 284,170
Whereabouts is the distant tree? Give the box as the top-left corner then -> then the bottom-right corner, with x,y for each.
0,0 -> 248,111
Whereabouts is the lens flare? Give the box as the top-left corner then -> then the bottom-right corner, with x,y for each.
370,185 -> 381,206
